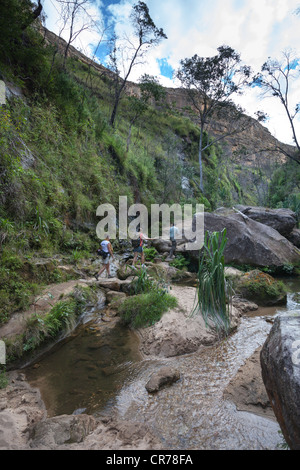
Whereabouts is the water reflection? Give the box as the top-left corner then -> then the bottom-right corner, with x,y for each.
25,319 -> 142,417
25,276 -> 300,449
111,315 -> 280,449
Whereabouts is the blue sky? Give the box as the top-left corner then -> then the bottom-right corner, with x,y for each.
41,0 -> 300,145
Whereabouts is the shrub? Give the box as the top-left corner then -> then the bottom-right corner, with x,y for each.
170,254 -> 189,270
118,290 -> 177,329
143,247 -> 158,261
0,369 -> 8,389
130,266 -> 154,295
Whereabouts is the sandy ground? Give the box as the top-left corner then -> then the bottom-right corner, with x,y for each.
137,284 -> 243,358
137,285 -> 217,358
223,348 -> 275,419
0,371 -> 163,450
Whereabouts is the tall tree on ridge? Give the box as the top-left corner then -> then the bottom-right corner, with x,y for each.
176,46 -> 255,192
108,1 -> 167,128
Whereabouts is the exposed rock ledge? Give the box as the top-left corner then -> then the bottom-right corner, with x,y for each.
0,371 -> 162,450
136,285 -> 255,359
223,348 -> 275,419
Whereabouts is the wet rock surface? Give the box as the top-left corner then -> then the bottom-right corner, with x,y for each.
145,366 -> 181,393
287,228 -> 300,248
0,372 -> 46,450
29,413 -> 97,448
0,372 -> 162,450
260,311 -> 300,450
2,253 -> 298,450
223,348 -> 274,418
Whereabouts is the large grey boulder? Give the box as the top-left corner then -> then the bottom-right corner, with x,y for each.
260,312 -> 300,450
234,205 -> 297,237
287,228 -> 300,248
190,211 -> 300,269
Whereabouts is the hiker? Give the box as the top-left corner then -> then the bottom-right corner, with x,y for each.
94,235 -> 114,280
169,222 -> 179,258
132,228 -> 153,267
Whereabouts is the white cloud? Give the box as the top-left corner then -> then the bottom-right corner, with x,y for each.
146,0 -> 300,144
42,0 -> 105,58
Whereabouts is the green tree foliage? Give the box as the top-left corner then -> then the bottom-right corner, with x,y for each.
177,46 -> 254,192
268,159 -> 300,218
0,0 -> 43,76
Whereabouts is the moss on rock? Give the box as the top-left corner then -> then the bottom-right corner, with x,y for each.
236,270 -> 287,306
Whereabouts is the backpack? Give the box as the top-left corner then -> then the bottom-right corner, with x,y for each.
97,248 -> 109,258
131,237 -> 141,248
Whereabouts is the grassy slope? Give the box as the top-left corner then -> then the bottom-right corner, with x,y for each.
0,17 -> 299,325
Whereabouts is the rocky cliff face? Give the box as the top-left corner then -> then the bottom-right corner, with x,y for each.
162,87 -> 295,168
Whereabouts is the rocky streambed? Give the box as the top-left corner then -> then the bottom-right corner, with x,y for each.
2,271 -> 300,450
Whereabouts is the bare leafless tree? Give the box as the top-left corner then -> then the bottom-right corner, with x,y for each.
254,50 -> 300,164
54,0 -> 96,68
108,1 -> 167,127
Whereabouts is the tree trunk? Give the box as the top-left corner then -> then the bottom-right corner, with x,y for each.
199,125 -> 204,192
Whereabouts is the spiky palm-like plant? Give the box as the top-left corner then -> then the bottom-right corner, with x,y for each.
192,229 -> 232,336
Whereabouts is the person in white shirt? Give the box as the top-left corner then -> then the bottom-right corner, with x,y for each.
94,235 -> 114,280
169,223 -> 179,258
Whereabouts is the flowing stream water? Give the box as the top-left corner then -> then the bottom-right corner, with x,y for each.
24,277 -> 300,450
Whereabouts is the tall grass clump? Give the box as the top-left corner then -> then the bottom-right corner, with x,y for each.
118,264 -> 177,328
192,229 -> 232,336
118,290 -> 177,329
0,368 -> 9,389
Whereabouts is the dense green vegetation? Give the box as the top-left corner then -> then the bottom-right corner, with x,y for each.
118,290 -> 177,328
116,264 -> 177,328
268,159 -> 300,218
4,285 -> 96,364
0,1 -> 298,330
